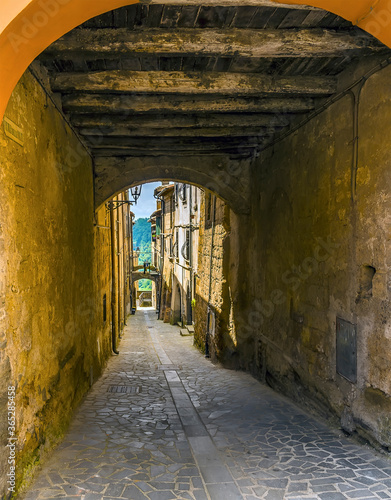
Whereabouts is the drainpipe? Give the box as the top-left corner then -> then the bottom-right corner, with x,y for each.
129,211 -> 134,312
110,200 -> 119,355
117,213 -> 122,338
122,199 -> 127,326
205,194 -> 217,359
189,186 -> 193,324
158,198 -> 165,318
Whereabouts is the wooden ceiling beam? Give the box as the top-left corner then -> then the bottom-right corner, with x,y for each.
52,70 -> 337,96
44,28 -> 382,60
91,147 -> 258,157
71,112 -> 289,128
79,126 -> 275,137
88,136 -> 263,147
62,94 -> 316,114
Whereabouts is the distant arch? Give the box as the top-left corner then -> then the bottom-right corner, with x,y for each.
131,272 -> 159,285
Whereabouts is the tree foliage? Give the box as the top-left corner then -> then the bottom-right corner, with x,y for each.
133,218 -> 152,291
133,217 -> 152,264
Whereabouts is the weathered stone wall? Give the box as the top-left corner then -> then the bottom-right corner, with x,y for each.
0,69 -> 113,496
194,192 -> 235,360
159,190 -> 174,322
232,63 -> 391,448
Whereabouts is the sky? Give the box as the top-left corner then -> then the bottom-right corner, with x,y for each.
130,182 -> 162,220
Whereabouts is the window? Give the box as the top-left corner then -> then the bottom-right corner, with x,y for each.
173,229 -> 179,259
205,192 -> 213,229
174,184 -> 179,205
182,184 -> 187,203
170,196 -> 174,227
125,215 -> 131,238
208,309 -> 216,336
181,229 -> 190,261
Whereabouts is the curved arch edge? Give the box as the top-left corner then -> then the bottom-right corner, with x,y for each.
93,157 -> 252,216
0,0 -> 138,123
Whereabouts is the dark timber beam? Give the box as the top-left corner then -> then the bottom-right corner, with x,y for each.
44,28 -> 381,59
71,113 -> 289,128
62,94 -> 317,114
88,136 -> 262,148
52,71 -> 337,96
80,126 -> 274,137
91,148 -> 257,157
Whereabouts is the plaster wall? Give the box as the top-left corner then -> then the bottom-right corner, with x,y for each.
233,62 -> 391,447
171,184 -> 201,326
0,69 -> 113,496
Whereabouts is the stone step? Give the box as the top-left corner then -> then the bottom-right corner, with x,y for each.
186,324 -> 195,334
180,329 -> 193,337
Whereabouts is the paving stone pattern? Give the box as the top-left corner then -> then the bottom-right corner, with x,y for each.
22,311 -> 391,500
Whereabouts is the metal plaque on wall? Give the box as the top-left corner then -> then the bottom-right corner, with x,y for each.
336,317 -> 357,383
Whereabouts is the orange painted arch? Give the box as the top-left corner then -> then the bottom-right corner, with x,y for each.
1,0 -> 390,124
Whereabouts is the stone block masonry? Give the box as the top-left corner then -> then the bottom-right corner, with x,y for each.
194,193 -> 232,361
193,61 -> 391,451
0,68 -> 114,497
228,62 -> 391,449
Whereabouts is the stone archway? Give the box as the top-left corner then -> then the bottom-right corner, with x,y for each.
96,158 -> 251,215
132,273 -> 160,310
1,0 -> 391,124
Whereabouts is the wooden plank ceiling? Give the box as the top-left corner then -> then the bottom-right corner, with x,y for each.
39,0 -> 388,160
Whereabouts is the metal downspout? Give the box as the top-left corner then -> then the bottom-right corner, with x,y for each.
117,215 -> 122,338
189,186 -> 193,324
130,211 -> 134,313
110,201 -> 119,355
159,198 -> 165,318
122,200 -> 127,326
205,194 -> 217,359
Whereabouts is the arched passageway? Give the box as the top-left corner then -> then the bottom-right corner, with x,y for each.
9,0 -> 387,215
2,1 -> 391,496
132,273 -> 160,309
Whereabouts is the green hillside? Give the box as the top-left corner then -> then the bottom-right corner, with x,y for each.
133,218 -> 152,262
133,218 -> 152,291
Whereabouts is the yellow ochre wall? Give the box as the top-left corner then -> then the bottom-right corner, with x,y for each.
231,62 -> 391,448
0,69 -> 114,495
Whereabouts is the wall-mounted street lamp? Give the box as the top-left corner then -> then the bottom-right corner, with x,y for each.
130,185 -> 142,204
106,199 -> 133,211
106,185 -> 143,211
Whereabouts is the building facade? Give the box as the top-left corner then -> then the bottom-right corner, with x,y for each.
151,183 -> 201,327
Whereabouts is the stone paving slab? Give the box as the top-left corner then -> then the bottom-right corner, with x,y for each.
21,310 -> 391,500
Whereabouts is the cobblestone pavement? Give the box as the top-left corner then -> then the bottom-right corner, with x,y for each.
22,310 -> 391,500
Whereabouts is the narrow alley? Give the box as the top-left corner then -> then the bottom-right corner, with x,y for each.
3,2 -> 391,494
22,311 -> 391,500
